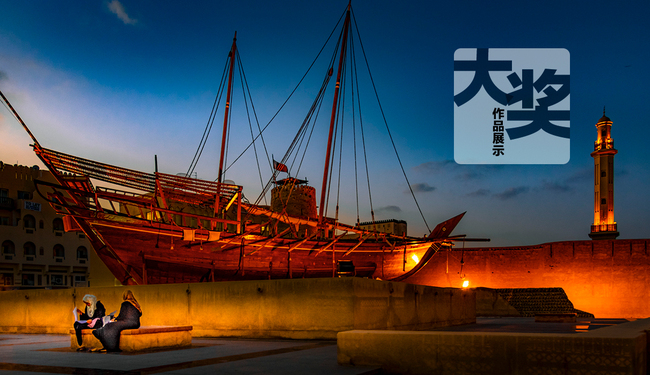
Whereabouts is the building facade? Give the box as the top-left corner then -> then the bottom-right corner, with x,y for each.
358,219 -> 407,237
0,162 -> 95,290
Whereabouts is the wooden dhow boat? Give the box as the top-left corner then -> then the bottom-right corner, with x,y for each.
0,4 -> 483,285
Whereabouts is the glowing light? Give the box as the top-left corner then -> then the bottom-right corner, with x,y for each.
411,254 -> 420,264
462,280 -> 469,288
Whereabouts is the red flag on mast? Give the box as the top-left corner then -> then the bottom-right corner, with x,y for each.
273,160 -> 288,173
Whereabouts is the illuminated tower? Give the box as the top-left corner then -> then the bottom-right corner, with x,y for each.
589,110 -> 619,240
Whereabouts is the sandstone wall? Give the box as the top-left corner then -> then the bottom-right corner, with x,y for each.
405,239 -> 650,318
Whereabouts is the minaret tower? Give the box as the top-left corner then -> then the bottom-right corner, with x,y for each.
589,109 -> 619,240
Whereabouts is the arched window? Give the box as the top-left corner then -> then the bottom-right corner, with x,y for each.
53,218 -> 64,231
23,215 -> 36,229
23,242 -> 36,256
53,244 -> 65,259
1,240 -> 15,255
76,246 -> 88,260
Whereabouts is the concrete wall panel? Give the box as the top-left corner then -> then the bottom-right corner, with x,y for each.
0,278 -> 475,339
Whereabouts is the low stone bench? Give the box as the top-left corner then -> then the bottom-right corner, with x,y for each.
534,313 -> 577,323
70,325 -> 192,352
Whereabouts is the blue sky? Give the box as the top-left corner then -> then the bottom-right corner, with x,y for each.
1,0 -> 649,247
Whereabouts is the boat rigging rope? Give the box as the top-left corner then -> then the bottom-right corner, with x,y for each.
236,51 -> 271,205
220,9 -> 347,181
243,14 -> 345,211
350,30 -> 376,228
246,66 -> 333,212
325,65 -> 345,220
350,9 -> 431,233
186,57 -> 230,178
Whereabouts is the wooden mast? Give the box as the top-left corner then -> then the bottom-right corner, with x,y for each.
218,32 -> 238,184
318,4 -> 351,230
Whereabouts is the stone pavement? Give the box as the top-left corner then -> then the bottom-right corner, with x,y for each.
0,334 -> 379,375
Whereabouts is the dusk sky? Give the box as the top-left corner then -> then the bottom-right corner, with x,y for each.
1,1 -> 649,247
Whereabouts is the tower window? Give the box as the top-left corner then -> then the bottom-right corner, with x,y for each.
601,171 -> 606,177
601,198 -> 606,205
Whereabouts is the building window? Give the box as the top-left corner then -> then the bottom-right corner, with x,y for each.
53,244 -> 65,259
39,247 -> 44,256
74,275 -> 87,287
0,189 -> 11,210
2,273 -> 14,286
601,171 -> 606,177
2,240 -> 15,255
601,198 -> 606,205
51,274 -> 64,286
23,242 -> 36,257
39,220 -> 44,229
23,214 -> 36,230
22,274 -> 35,286
77,246 -> 88,260
0,217 -> 9,226
17,191 -> 32,200
53,218 -> 64,231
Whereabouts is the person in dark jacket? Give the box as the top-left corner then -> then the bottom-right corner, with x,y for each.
92,290 -> 142,352
73,294 -> 106,350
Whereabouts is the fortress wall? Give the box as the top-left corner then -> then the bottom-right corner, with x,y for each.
405,239 -> 650,318
0,278 -> 475,339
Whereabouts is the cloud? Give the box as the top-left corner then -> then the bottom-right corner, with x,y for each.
455,170 -> 483,181
615,168 -> 629,178
413,159 -> 507,182
541,180 -> 573,193
409,183 -> 436,193
108,0 -> 137,25
413,160 -> 454,174
494,186 -> 529,200
565,168 -> 592,184
466,188 -> 490,197
376,205 -> 402,213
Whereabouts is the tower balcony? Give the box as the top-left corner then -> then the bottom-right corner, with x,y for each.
594,139 -> 614,151
589,223 -> 619,240
591,223 -> 617,233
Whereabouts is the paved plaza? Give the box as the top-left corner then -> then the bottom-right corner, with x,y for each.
0,318 -> 628,375
0,334 -> 379,375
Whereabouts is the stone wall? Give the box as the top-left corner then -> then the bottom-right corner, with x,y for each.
405,239 -> 650,318
0,277 -> 475,339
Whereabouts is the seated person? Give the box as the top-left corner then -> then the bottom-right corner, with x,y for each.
92,290 -> 142,352
73,294 -> 106,350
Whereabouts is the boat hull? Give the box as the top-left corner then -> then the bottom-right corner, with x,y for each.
81,218 -> 439,285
